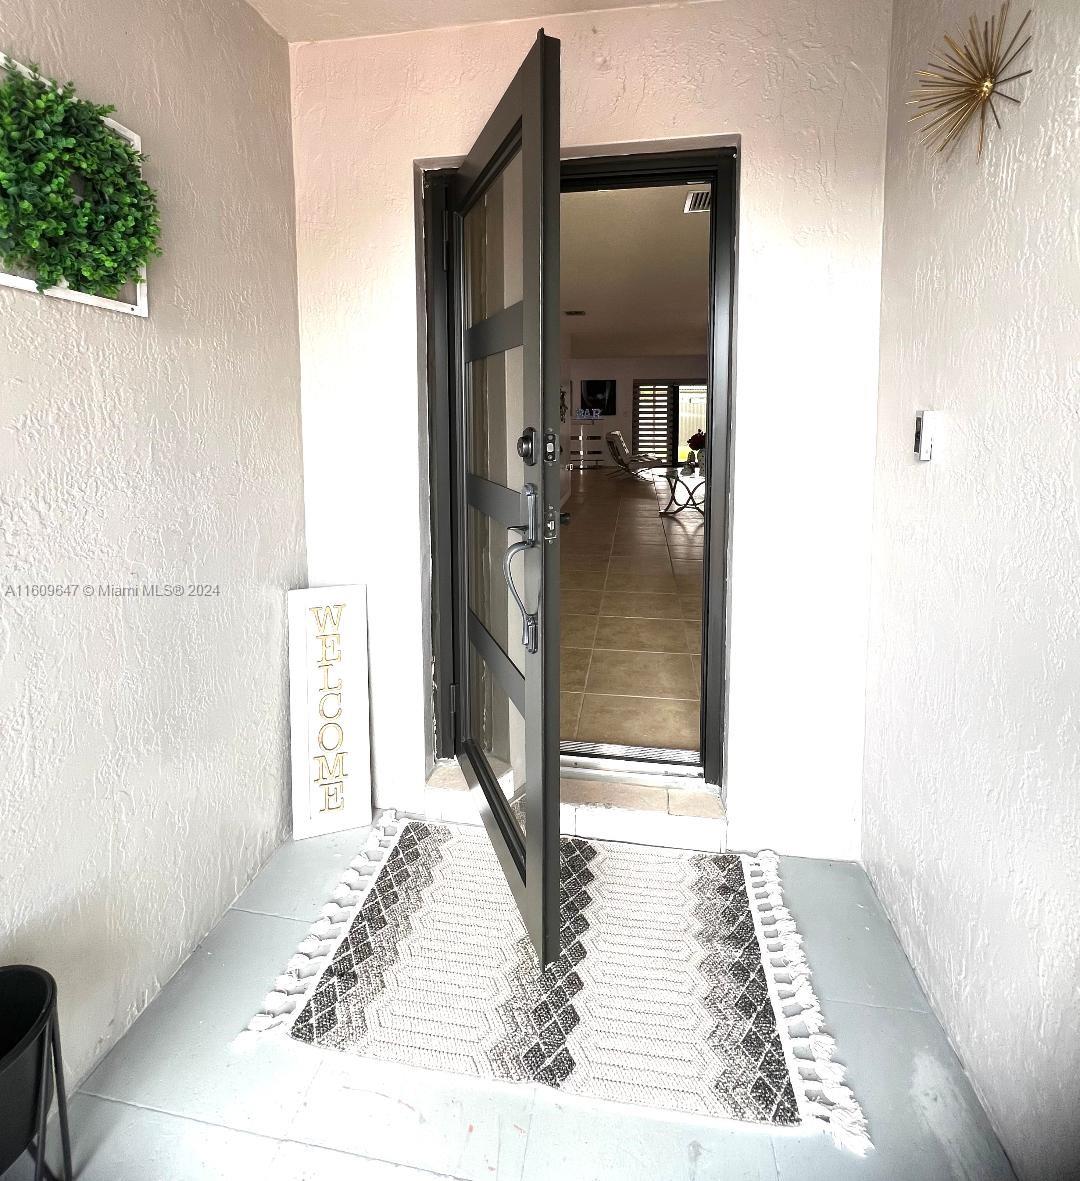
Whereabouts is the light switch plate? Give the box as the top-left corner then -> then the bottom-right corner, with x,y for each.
914,410 -> 940,462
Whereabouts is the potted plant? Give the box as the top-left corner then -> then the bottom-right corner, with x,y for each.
687,430 -> 707,475
0,965 -> 72,1179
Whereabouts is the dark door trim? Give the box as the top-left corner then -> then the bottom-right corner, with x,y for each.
422,172 -> 457,760
434,30 -> 563,966
424,144 -> 737,795
561,148 -> 737,792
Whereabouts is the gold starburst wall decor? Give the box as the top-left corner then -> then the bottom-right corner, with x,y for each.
909,1 -> 1033,157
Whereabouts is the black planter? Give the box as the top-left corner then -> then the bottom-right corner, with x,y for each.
0,966 -> 72,1181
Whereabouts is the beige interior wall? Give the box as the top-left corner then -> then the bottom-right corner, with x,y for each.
0,0 -> 304,1084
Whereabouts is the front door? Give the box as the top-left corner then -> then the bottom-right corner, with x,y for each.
448,31 -> 562,966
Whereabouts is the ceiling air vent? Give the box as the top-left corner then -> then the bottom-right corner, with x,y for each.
683,190 -> 711,214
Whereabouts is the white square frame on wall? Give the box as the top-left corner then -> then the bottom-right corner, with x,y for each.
0,54 -> 149,317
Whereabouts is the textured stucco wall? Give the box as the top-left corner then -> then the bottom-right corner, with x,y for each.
292,0 -> 890,857
0,0 -> 304,1084
863,1 -> 1080,1177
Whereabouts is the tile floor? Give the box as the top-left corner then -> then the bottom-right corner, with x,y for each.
561,469 -> 704,752
9,819 -> 1017,1181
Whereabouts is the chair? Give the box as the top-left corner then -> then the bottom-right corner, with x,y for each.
605,431 -> 669,480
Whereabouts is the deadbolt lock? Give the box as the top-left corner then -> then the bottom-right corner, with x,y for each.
517,427 -> 537,465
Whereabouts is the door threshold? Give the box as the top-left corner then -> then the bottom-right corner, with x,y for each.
560,744 -> 703,786
561,739 -> 700,768
424,760 -> 726,852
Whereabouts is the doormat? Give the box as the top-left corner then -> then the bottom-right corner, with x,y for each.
244,817 -> 871,1154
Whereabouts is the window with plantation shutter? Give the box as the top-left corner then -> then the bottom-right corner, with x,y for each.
633,381 -> 709,464
633,383 -> 677,463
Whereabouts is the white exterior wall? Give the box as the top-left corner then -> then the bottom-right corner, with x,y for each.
863,1 -> 1080,1177
292,0 -> 891,858
0,0 -> 304,1084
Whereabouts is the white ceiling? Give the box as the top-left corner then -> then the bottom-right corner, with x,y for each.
245,0 -> 666,44
561,185 -> 711,359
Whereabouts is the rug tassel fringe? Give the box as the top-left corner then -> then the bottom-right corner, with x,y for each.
746,850 -> 874,1157
237,810 -> 404,1044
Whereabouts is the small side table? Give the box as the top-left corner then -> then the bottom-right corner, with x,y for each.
659,465 -> 705,516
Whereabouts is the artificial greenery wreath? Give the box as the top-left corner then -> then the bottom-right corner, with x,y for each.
0,60 -> 160,298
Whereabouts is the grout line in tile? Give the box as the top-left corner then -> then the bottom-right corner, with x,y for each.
581,644 -> 596,694
814,995 -> 936,1016
513,1085 -> 542,1181
229,907 -> 315,924
592,645 -> 690,655
578,690 -> 699,701
767,1136 -> 782,1181
73,1091 -> 291,1144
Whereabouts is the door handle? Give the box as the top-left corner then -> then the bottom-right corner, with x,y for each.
503,539 -> 538,654
504,483 -> 539,654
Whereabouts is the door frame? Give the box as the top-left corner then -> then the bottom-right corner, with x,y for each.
423,143 -> 738,796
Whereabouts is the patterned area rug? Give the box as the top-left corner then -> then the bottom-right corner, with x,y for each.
245,818 -> 871,1153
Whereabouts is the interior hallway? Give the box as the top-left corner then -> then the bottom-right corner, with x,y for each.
560,469 -> 705,752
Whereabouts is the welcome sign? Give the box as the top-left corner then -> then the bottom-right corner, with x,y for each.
288,586 -> 372,839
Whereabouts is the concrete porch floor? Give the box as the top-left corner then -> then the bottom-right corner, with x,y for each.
7,818 -> 1016,1181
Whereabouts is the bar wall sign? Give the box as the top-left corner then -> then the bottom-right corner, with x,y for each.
288,585 -> 372,839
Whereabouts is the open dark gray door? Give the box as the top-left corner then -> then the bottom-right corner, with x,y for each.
448,31 -> 561,966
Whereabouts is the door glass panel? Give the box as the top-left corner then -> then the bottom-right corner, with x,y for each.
463,151 -> 523,326
468,642 -> 527,837
467,346 -> 525,485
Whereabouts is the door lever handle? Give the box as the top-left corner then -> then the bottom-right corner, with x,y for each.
504,483 -> 540,654
503,539 -> 538,654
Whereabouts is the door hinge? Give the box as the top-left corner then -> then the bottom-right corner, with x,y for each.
441,209 -> 451,271
448,682 -> 458,720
